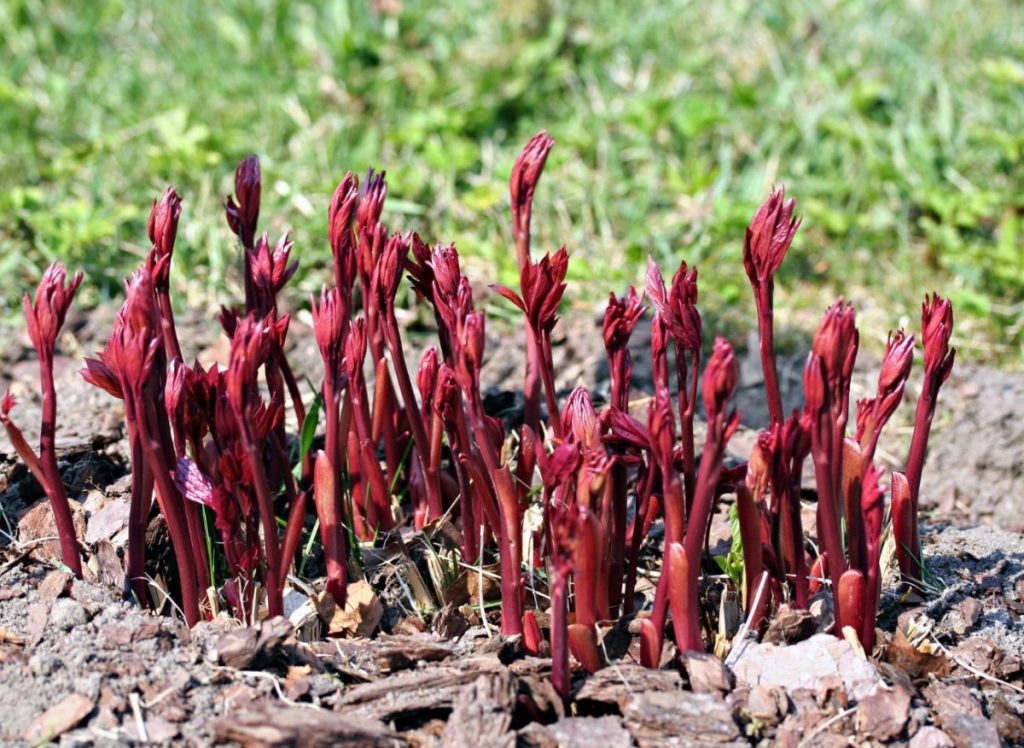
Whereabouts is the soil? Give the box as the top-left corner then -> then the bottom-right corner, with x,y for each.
2,305 -> 1023,746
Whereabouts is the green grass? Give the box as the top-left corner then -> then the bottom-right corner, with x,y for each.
1,0 -> 1022,363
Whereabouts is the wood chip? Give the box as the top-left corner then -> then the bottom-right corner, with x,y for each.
213,704 -> 406,747
23,693 -> 94,743
440,670 -> 516,748
217,616 -> 294,669
335,658 -> 505,724
0,626 -> 24,645
25,602 -> 48,646
922,681 -> 983,723
623,690 -> 745,747
520,716 -> 633,748
762,605 -> 817,645
95,539 -> 125,590
37,569 -> 70,603
575,665 -> 683,712
855,685 -> 911,740
681,651 -> 734,694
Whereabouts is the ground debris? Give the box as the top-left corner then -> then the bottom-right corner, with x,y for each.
23,692 -> 95,743
681,650 -> 734,694
855,684 -> 911,740
574,664 -> 683,711
331,656 -> 507,725
762,605 -> 817,644
622,689 -> 745,747
439,669 -> 516,748
731,633 -> 882,700
216,616 -> 322,672
212,703 -> 407,747
885,627 -> 951,679
519,715 -> 633,747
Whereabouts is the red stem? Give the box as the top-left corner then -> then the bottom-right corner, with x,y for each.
755,285 -> 784,425
38,353 -> 83,577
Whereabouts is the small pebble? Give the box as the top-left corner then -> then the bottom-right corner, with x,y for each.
50,598 -> 88,630
28,652 -> 62,676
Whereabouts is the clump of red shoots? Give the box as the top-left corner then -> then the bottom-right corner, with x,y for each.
8,138 -> 958,700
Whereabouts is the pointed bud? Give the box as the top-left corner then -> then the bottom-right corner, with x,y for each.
371,232 -> 407,313
703,337 -> 738,417
328,172 -> 359,292
417,347 -> 440,406
921,293 -> 955,383
23,262 -> 83,358
647,389 -> 676,467
510,131 -> 555,257
147,187 -> 182,288
503,246 -> 569,335
602,286 -> 645,353
225,154 -> 261,249
247,232 -> 297,315
357,168 -> 387,235
743,185 -> 800,288
561,386 -> 599,450
646,258 -> 701,352
343,318 -> 368,382
880,329 -> 915,394
226,314 -> 273,412
811,301 -> 858,388
311,286 -> 347,369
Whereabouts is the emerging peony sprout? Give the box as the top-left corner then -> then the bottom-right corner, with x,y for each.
1,264 -> 84,577
743,186 -> 800,425
901,294 -> 955,590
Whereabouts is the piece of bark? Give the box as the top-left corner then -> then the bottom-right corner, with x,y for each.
950,636 -> 1002,677
23,693 -> 94,743
737,685 -> 788,728
432,603 -> 470,640
909,726 -> 954,748
85,498 -> 130,544
519,716 -> 633,748
623,690 -> 745,747
25,602 -> 48,646
213,704 -> 406,747
922,681 -> 984,722
373,634 -> 453,673
440,670 -> 516,748
989,694 -> 1024,745
37,569 -> 70,603
320,580 -> 384,638
942,713 -> 1001,748
217,616 -> 295,669
947,597 -> 983,635
681,651 -> 734,694
18,502 -> 87,564
124,716 -> 179,743
334,658 -> 504,723
574,664 -> 683,712
855,685 -> 911,740
763,606 -> 816,645
95,539 -> 126,590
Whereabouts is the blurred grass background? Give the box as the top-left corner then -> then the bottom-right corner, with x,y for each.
1,0 -> 1022,363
